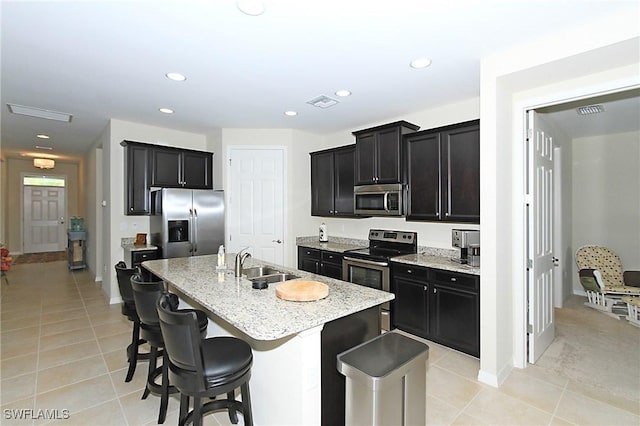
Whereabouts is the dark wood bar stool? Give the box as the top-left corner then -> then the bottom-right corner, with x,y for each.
114,261 -> 151,382
157,293 -> 254,426
130,275 -> 208,424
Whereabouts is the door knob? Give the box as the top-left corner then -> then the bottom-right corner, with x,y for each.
272,239 -> 282,244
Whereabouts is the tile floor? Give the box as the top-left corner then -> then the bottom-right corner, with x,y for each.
1,260 -> 639,425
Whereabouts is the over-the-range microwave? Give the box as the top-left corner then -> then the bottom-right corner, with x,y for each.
354,184 -> 404,216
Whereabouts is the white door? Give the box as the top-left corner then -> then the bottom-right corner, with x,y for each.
227,147 -> 285,264
24,186 -> 66,253
527,110 -> 555,363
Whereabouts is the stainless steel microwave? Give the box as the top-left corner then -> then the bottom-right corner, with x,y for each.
354,184 -> 404,216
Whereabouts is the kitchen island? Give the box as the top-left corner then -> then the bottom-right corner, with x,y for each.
142,254 -> 393,426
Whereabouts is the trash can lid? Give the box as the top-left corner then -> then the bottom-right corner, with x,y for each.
337,332 -> 428,379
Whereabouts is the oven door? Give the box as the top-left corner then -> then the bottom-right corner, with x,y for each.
342,256 -> 391,331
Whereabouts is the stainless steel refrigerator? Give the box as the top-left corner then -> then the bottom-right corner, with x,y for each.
149,188 -> 224,258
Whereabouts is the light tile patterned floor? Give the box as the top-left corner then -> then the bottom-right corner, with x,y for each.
1,261 -> 638,425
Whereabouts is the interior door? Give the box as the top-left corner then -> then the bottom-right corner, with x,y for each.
227,147 -> 285,264
23,186 -> 66,253
527,110 -> 555,363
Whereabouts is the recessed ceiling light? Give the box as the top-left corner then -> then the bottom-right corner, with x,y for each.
166,72 -> 186,82
159,108 -> 174,114
410,57 -> 432,69
36,134 -> 50,139
35,145 -> 53,151
284,111 -> 297,116
7,103 -> 73,122
237,0 -> 265,16
335,90 -> 352,97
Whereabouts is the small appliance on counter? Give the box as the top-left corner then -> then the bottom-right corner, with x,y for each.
451,229 -> 480,264
319,222 -> 328,242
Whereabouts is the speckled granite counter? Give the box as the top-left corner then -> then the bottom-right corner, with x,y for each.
295,236 -> 366,252
142,254 -> 393,341
392,253 -> 480,275
121,243 -> 158,252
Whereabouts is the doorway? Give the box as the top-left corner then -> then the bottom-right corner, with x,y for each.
226,146 -> 286,265
523,88 -> 640,365
22,175 -> 67,253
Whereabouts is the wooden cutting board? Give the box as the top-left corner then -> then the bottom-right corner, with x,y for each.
275,280 -> 329,302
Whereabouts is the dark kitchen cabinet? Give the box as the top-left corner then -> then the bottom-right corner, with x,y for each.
404,120 -> 479,223
297,246 -> 343,279
311,145 -> 357,217
392,271 -> 430,336
123,141 -> 152,215
152,146 -> 213,189
320,250 -> 343,279
298,246 -> 320,274
391,262 -> 480,357
353,121 -> 419,185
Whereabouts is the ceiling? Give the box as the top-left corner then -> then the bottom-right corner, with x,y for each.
1,0 -> 639,163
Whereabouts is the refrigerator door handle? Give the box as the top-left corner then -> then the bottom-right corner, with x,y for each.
189,208 -> 194,254
193,208 -> 198,253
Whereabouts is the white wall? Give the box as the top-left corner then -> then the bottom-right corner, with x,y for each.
104,119 -> 208,302
571,130 -> 640,291
84,145 -> 103,280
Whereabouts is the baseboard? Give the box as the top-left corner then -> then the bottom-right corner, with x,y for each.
477,362 -> 512,388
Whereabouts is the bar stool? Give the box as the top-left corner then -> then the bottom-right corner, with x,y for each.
130,275 -> 208,424
114,261 -> 150,382
157,293 -> 254,426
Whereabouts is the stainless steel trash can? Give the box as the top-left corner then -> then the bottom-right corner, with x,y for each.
337,331 -> 429,426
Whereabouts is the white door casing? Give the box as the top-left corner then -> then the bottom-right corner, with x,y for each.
23,186 -> 66,253
553,147 -> 563,309
527,110 -> 555,364
226,147 -> 286,265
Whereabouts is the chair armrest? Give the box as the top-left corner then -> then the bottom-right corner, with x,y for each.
579,269 -> 604,292
623,270 -> 640,287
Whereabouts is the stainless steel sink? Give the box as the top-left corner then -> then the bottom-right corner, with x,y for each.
250,273 -> 300,284
242,266 -> 283,279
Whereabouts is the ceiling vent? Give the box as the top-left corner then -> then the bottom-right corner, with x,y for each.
7,103 -> 73,122
576,104 -> 605,115
306,95 -> 339,109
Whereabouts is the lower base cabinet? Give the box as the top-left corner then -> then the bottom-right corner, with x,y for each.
297,246 -> 343,279
391,263 -> 479,357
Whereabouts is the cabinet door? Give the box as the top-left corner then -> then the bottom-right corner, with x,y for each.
375,127 -> 402,184
152,148 -> 182,187
405,132 -> 441,221
297,247 -> 320,274
125,144 -> 151,215
183,151 -> 213,189
355,132 -> 377,185
430,284 -> 479,357
392,277 -> 429,337
320,251 -> 343,279
311,151 -> 335,216
333,146 -> 355,216
442,124 -> 480,222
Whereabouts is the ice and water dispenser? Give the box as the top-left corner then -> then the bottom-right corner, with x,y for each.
167,220 -> 189,243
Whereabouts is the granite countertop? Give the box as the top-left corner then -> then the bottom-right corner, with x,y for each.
392,253 -> 480,275
142,255 -> 393,341
295,236 -> 366,253
121,243 -> 159,251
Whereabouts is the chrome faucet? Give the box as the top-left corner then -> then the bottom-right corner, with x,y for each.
234,247 -> 252,277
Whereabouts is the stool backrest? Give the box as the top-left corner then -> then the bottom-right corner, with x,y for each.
114,261 -> 137,303
130,275 -> 165,327
157,293 -> 203,375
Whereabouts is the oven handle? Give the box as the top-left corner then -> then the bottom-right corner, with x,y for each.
343,256 -> 389,268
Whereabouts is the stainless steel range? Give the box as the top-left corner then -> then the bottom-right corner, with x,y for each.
342,229 -> 417,332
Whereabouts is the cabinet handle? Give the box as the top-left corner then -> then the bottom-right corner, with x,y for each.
407,269 -> 412,274
423,286 -> 427,291
434,287 -> 437,294
450,277 -> 457,282
445,212 -> 450,217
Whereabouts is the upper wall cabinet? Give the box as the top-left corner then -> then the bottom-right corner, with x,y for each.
151,146 -> 213,189
122,140 -> 214,216
123,141 -> 152,215
353,121 -> 420,185
311,145 -> 358,217
404,120 -> 480,223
